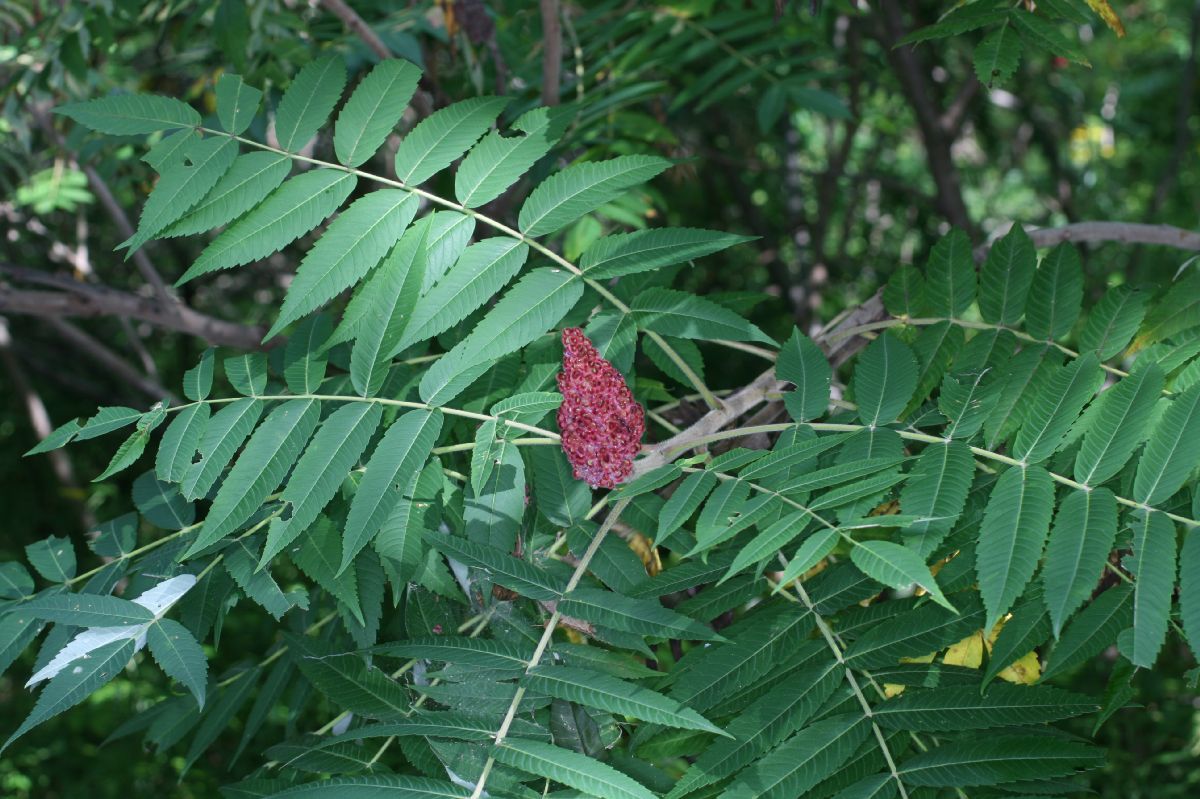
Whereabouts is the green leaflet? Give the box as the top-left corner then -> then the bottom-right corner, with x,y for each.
260,402 -> 383,566
163,152 -> 292,238
156,404 -> 209,483
773,527 -> 840,590
845,594 -> 986,668
3,637 -> 137,753
267,189 -> 418,340
631,287 -> 776,346
376,636 -> 530,673
1139,271 -> 1200,347
1025,243 -> 1083,341
20,593 -> 153,626
665,660 -> 841,799
978,225 -> 1035,325
398,238 -> 529,351
123,136 -> 238,252
224,352 -> 267,396
1012,351 -> 1102,464
394,95 -> 511,185
899,441 -> 974,556
560,587 -> 725,642
782,455 -> 903,494
723,511 -> 809,583
181,397 -> 262,500
178,169 -> 357,284
24,417 -> 81,456
900,735 -> 1103,787
977,465 -> 1054,631
1119,510 -> 1177,668
526,665 -> 726,735
283,315 -> 332,395
883,264 -> 926,317
1074,362 -> 1164,485
262,775 -> 470,798
852,333 -> 918,426
874,684 -> 1097,731
55,94 -> 200,134
973,21 -> 1021,85
0,561 -> 34,599
290,644 -> 409,720
519,154 -> 671,236
349,223 -> 429,397
334,59 -> 421,168
1042,487 -> 1118,637
529,446 -> 590,528
777,328 -> 832,422
1011,8 -> 1089,65
984,345 -> 1060,450
1133,381 -> 1200,504
455,106 -> 563,208
26,535 -> 77,581
214,73 -> 261,135
849,540 -> 954,611
1042,585 -> 1133,680
581,228 -> 755,280
75,405 -> 142,440
183,398 -> 320,557
342,410 -> 442,572
465,438 -> 525,552
906,321 -> 965,418
418,268 -> 583,405
291,517 -> 363,624
719,714 -> 870,799
430,534 -> 564,600
146,619 -> 208,709
1079,285 -> 1147,359
494,739 -> 656,799
1180,529 -> 1200,660
923,228 -> 975,317
182,348 -> 215,401
983,586 -> 1052,686
275,53 -> 347,152
899,2 -> 1009,44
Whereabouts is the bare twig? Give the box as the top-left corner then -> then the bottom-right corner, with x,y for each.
43,317 -> 175,402
975,221 -> 1200,262
320,0 -> 433,117
540,0 -> 563,106
0,264 -> 267,349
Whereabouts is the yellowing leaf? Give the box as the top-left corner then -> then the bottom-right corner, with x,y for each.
1086,0 -> 1125,37
625,531 -> 662,577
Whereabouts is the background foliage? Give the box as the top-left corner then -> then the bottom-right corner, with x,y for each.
2,1 -> 1200,798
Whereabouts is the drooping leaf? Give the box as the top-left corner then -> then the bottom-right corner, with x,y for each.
1011,9 -> 1090,65
334,59 -> 421,167
519,155 -> 672,236
394,95 -> 511,185
977,465 -> 1055,631
179,169 -> 357,284
274,53 -> 347,152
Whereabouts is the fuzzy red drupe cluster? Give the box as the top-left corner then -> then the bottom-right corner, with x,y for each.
556,328 -> 645,488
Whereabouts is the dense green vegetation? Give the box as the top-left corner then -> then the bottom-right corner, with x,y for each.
2,2 -> 1199,798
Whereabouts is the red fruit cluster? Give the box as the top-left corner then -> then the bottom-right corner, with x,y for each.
557,328 -> 645,488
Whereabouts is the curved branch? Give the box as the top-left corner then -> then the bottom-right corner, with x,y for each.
976,222 -> 1200,262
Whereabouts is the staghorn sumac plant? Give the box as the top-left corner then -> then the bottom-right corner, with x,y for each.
4,55 -> 1200,799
